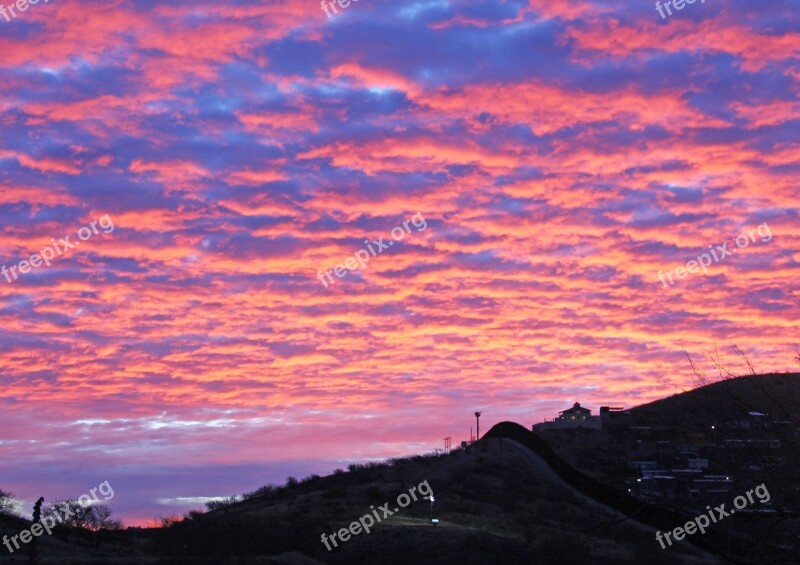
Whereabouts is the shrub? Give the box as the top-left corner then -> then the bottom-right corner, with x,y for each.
300,474 -> 320,485
158,515 -> 182,528
205,496 -> 239,511
242,485 -> 276,500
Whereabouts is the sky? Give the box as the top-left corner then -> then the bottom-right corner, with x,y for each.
0,0 -> 798,525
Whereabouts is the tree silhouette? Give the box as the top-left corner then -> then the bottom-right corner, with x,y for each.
43,500 -> 122,531
0,489 -> 17,516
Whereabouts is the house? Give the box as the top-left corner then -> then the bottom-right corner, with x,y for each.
691,476 -> 733,496
723,439 -> 782,449
687,458 -> 709,470
627,460 -> 658,471
533,402 -> 602,431
560,402 -> 591,422
727,411 -> 771,430
599,406 -> 629,426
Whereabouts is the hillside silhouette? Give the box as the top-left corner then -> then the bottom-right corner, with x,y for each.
2,373 -> 798,563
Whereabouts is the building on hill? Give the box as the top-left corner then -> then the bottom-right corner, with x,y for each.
561,402 -> 591,422
724,411 -> 771,430
599,405 -> 629,426
533,402 -> 602,431
687,458 -> 709,470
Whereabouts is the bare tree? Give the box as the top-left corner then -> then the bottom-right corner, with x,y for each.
44,500 -> 95,529
0,489 -> 17,516
43,500 -> 122,531
92,505 -> 123,530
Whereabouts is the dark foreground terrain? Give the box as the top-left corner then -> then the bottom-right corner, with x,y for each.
2,373 -> 798,564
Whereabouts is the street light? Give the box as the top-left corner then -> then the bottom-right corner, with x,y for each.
426,494 -> 435,521
474,411 -> 481,441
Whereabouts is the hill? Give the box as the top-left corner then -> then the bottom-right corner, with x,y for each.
6,373 -> 799,563
628,372 -> 800,427
535,372 -> 800,564
2,434 -> 718,564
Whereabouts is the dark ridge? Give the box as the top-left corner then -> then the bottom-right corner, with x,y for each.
629,372 -> 800,426
483,421 -> 715,553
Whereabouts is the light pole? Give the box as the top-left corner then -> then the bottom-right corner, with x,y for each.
427,494 -> 435,521
474,411 -> 481,441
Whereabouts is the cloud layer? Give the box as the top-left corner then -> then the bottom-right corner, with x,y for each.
0,0 -> 798,523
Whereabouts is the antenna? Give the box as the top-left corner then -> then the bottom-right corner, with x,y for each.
474,411 -> 482,441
